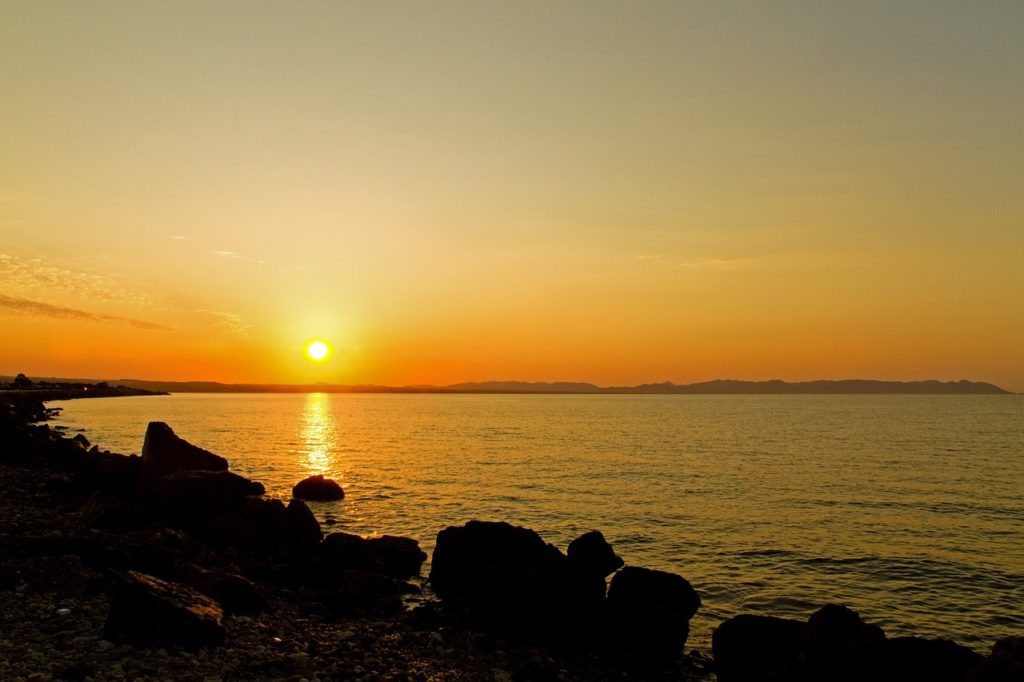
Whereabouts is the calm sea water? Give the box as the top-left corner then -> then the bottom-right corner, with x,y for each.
52,393 -> 1024,651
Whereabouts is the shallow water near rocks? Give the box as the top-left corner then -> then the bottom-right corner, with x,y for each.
53,393 -> 1024,651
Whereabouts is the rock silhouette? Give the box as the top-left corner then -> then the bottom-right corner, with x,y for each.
292,474 -> 345,501
104,570 -> 225,650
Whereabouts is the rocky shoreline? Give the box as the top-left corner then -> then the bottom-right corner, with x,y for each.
1,394 -> 1020,681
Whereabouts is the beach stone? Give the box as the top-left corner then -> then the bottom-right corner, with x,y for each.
606,566 -> 701,667
103,570 -> 224,650
292,475 -> 345,502
141,422 -> 228,478
188,567 -> 269,615
801,604 -> 886,681
566,530 -> 623,578
878,636 -> 983,682
711,614 -> 804,681
318,532 -> 426,579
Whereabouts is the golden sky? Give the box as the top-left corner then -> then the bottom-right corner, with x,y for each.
2,2 -> 1022,390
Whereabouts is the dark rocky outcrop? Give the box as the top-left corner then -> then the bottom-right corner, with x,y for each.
972,636 -> 1024,681
879,636 -> 984,682
292,474 -> 345,501
103,570 -> 225,650
144,470 -> 265,517
187,566 -> 269,615
567,530 -> 623,578
430,521 -> 701,668
430,521 -> 576,634
606,565 -> 702,667
712,614 -> 804,681
140,421 -> 228,479
318,532 -> 426,580
801,604 -> 885,681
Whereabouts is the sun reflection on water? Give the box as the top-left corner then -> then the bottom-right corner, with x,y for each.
301,392 -> 337,477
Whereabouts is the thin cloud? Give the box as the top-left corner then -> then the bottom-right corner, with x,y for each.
198,309 -> 250,337
680,258 -> 747,268
0,294 -> 172,331
212,250 -> 265,265
171,235 -> 191,241
0,253 -> 154,307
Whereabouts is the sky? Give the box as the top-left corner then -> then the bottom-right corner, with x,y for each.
2,1 -> 1022,390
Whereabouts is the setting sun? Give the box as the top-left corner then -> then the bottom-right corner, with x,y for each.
306,341 -> 329,362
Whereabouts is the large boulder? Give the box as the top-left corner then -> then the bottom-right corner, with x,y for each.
279,498 -> 323,551
606,566 -> 701,667
145,470 -> 265,517
317,532 -> 426,579
974,636 -> 1024,681
141,422 -> 228,479
187,566 -> 269,615
878,636 -> 983,682
801,604 -> 886,681
712,614 -> 805,681
103,570 -> 224,650
292,474 -> 345,501
567,530 -> 623,578
430,521 -> 588,637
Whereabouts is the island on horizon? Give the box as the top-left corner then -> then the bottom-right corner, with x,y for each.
1,375 -> 1012,396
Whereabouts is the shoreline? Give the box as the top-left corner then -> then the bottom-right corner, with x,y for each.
1,393 -> 1020,681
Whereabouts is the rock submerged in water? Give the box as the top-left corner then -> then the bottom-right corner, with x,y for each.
292,474 -> 345,501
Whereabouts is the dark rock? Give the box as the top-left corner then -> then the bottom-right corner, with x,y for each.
300,569 -> 407,616
292,474 -> 345,501
430,521 -> 574,631
318,532 -> 426,579
567,530 -> 623,578
70,433 -> 90,449
141,422 -> 228,478
606,566 -> 701,667
76,450 -> 142,497
712,614 -> 805,682
973,636 -> 1024,682
144,470 -> 265,516
277,498 -> 322,555
187,567 -> 269,615
802,604 -> 886,681
879,636 -> 984,682
103,570 -> 224,650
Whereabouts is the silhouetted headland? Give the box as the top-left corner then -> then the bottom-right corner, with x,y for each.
1,393 -> 1021,680
3,374 -> 1011,395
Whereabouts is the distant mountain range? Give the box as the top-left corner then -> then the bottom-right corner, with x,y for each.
1,376 -> 1012,395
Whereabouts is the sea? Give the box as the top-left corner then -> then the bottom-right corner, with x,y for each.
51,393 -> 1024,652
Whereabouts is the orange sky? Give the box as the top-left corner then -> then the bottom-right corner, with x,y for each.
2,3 -> 1022,391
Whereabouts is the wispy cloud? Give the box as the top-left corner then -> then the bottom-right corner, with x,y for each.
0,294 -> 172,330
171,235 -> 191,241
0,253 -> 154,307
211,250 -> 265,265
198,309 -> 250,337
680,258 -> 747,268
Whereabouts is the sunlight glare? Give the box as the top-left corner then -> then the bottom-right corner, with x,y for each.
306,340 -> 329,361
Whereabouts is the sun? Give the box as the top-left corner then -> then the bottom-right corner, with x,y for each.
305,340 -> 330,361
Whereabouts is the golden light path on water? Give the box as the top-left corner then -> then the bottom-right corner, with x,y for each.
301,392 -> 335,478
